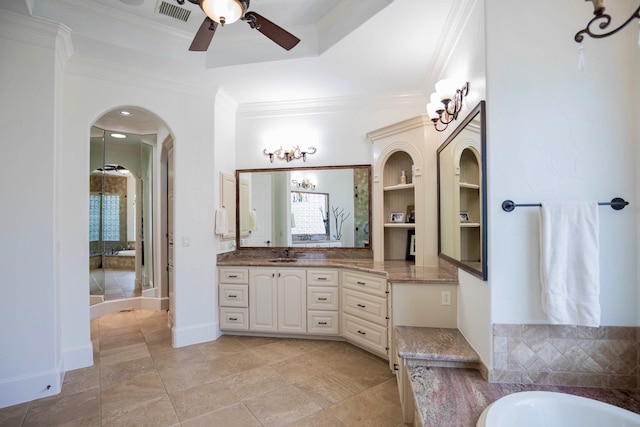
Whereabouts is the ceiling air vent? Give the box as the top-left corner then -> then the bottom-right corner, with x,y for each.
156,0 -> 192,22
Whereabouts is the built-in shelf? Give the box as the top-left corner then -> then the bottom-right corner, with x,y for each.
384,223 -> 416,229
459,182 -> 479,190
384,183 -> 415,192
460,222 -> 480,228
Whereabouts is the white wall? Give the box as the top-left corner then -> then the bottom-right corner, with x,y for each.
235,95 -> 428,170
428,0 -> 490,363
0,12 -> 65,407
486,0 -> 638,330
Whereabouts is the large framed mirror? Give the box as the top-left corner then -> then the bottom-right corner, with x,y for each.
236,165 -> 371,250
437,101 -> 487,280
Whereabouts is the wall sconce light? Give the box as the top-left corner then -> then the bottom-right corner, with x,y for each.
426,80 -> 469,132
575,0 -> 640,44
292,179 -> 316,190
263,146 -> 316,163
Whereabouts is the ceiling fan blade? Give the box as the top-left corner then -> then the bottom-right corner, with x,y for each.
189,17 -> 218,51
245,12 -> 300,51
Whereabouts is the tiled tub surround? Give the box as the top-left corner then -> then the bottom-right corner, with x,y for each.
492,324 -> 638,389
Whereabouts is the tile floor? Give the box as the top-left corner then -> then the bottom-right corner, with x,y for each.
90,269 -> 141,301
0,310 -> 406,426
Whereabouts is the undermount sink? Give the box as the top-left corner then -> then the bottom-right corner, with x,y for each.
269,258 -> 298,263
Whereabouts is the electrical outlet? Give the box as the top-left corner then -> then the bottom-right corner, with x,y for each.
441,291 -> 451,306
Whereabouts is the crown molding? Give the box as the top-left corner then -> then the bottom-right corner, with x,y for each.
422,0 -> 478,90
0,9 -> 65,50
237,91 -> 426,118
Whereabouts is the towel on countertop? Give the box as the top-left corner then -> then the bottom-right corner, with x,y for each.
215,207 -> 228,235
539,200 -> 600,327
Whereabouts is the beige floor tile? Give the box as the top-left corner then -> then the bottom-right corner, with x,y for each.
197,335 -> 250,359
59,363 -> 100,397
243,384 -> 323,427
22,389 -> 100,427
0,402 -> 29,427
295,371 -> 362,408
100,342 -> 151,366
209,348 -> 267,377
287,408 -> 347,427
181,403 -> 261,427
271,353 -> 335,383
328,378 -> 404,427
223,365 -> 289,401
232,335 -> 282,348
100,355 -> 157,389
157,359 -> 222,394
152,344 -> 206,372
101,395 -> 179,427
100,371 -> 168,416
99,329 -> 146,351
169,379 -> 240,422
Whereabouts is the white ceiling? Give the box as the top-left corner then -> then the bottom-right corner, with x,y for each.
4,0 -> 461,131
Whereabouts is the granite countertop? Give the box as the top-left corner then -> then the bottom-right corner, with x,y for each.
217,251 -> 458,284
395,326 -> 480,365
408,366 -> 640,427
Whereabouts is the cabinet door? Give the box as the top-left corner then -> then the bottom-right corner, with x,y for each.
249,269 -> 277,332
277,269 -> 306,334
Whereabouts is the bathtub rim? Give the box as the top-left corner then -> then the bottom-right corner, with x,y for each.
476,391 -> 640,427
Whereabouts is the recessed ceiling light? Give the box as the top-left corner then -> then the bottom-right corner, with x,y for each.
119,111 -> 131,116
111,133 -> 126,139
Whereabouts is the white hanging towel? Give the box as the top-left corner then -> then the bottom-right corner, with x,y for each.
539,200 -> 600,326
214,207 -> 229,235
247,209 -> 258,233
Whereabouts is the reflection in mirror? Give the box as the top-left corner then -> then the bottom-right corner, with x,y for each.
89,126 -> 155,303
437,101 -> 487,280
236,165 -> 371,249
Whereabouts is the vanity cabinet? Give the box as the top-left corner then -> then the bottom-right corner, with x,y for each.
306,269 -> 340,335
340,270 -> 389,358
249,268 -> 306,334
218,268 -> 249,331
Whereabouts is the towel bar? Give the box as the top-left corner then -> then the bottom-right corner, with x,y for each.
502,197 -> 629,212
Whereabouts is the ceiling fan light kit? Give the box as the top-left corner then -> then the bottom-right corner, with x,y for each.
201,0 -> 244,26
180,0 -> 301,52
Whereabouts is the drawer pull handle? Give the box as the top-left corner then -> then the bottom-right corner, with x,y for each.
318,321 -> 327,325
357,330 -> 366,335
228,275 -> 238,278
357,281 -> 366,285
228,295 -> 237,298
357,303 -> 366,308
318,277 -> 327,281
229,317 -> 238,321
318,297 -> 327,301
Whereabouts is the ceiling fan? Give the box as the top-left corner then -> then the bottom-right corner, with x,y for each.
176,0 -> 301,52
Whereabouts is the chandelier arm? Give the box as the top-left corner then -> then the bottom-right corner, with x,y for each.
575,6 -> 640,42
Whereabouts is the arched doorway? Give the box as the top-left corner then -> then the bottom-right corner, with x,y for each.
89,107 -> 172,317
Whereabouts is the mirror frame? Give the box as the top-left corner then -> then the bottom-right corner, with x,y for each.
437,101 -> 487,280
235,164 -> 372,251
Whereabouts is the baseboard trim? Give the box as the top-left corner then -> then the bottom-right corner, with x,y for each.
0,368 -> 61,409
62,343 -> 94,372
172,320 -> 220,348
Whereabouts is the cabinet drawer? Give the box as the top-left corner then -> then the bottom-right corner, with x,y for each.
342,288 -> 387,326
306,269 -> 339,286
341,270 -> 387,297
219,284 -> 248,307
219,268 -> 249,284
219,307 -> 249,330
307,311 -> 340,335
342,313 -> 387,356
307,286 -> 339,310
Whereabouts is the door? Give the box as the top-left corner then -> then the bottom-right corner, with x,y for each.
249,269 -> 277,332
277,269 -> 306,333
